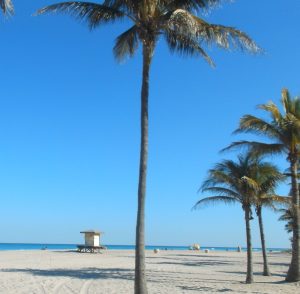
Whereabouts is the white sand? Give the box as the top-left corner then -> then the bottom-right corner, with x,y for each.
0,250 -> 299,293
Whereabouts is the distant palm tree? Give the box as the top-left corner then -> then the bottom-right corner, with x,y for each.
37,1 -> 259,292
194,153 -> 283,283
278,207 -> 293,234
225,89 -> 300,282
0,0 -> 13,15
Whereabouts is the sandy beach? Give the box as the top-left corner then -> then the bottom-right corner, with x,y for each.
0,250 -> 298,293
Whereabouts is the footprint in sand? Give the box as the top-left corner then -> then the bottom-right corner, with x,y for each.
79,280 -> 92,294
52,281 -> 66,294
30,276 -> 46,294
51,280 -> 92,294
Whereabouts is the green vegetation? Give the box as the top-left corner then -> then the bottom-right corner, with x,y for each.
278,208 -> 293,235
195,153 -> 284,283
224,89 -> 300,282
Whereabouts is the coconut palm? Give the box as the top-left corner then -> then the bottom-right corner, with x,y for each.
194,153 -> 283,283
224,89 -> 300,282
0,0 -> 13,15
253,168 -> 286,276
255,202 -> 271,275
37,1 -> 259,292
278,184 -> 294,246
278,207 -> 293,234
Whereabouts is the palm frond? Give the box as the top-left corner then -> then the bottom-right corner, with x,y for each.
201,186 -> 241,198
193,195 -> 238,210
201,169 -> 237,190
293,97 -> 300,118
103,0 -> 139,14
164,27 -> 214,66
257,195 -> 290,211
0,0 -> 13,15
257,164 -> 286,187
263,194 -> 290,203
278,207 -> 293,234
221,141 -> 285,157
258,101 -> 282,121
281,88 -> 292,114
166,9 -> 260,53
113,25 -> 139,61
192,16 -> 260,52
36,2 -> 125,29
234,115 -> 281,139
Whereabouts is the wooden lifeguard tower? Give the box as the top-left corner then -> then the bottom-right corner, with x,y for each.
77,230 -> 106,253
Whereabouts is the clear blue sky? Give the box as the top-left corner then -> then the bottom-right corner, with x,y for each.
0,1 -> 299,248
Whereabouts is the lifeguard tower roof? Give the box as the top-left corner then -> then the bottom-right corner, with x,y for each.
80,230 -> 102,235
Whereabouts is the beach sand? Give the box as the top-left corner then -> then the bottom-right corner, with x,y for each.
0,250 -> 299,293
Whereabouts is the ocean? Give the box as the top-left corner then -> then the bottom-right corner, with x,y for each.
0,243 -> 287,252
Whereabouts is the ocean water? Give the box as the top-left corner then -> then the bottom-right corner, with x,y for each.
0,243 -> 287,252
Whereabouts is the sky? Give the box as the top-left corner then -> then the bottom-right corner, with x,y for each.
0,0 -> 299,248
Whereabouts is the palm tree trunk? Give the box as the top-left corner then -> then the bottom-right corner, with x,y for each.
286,155 -> 300,282
245,206 -> 254,283
256,206 -> 271,276
134,41 -> 153,294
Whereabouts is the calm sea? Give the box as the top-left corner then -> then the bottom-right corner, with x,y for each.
0,243 -> 287,252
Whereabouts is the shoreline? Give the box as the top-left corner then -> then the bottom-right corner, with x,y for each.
0,243 -> 289,252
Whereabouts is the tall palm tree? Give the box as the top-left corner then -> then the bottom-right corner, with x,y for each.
194,153 -> 283,283
224,89 -> 300,282
37,1 -> 259,292
0,0 -> 13,15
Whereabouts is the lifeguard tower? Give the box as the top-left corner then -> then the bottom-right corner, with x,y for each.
77,230 -> 106,253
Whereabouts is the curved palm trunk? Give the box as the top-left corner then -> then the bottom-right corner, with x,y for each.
286,155 -> 300,282
245,206 -> 254,283
134,41 -> 154,294
256,206 -> 271,276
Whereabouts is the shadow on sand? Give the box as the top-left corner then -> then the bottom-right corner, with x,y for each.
179,285 -> 241,292
1,268 -> 134,281
219,270 -> 286,278
153,260 -> 233,267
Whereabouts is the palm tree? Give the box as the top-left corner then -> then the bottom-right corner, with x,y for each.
37,1 -> 259,292
224,89 -> 300,282
194,153 -> 283,283
278,207 -> 293,235
0,0 -> 13,15
255,202 -> 271,275
252,167 -> 286,276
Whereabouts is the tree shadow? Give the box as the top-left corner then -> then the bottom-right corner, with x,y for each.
179,285 -> 233,292
178,285 -> 257,292
268,262 -> 290,267
153,260 -> 233,267
146,254 -> 235,266
170,253 -> 231,258
1,267 -> 134,281
219,270 -> 286,278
